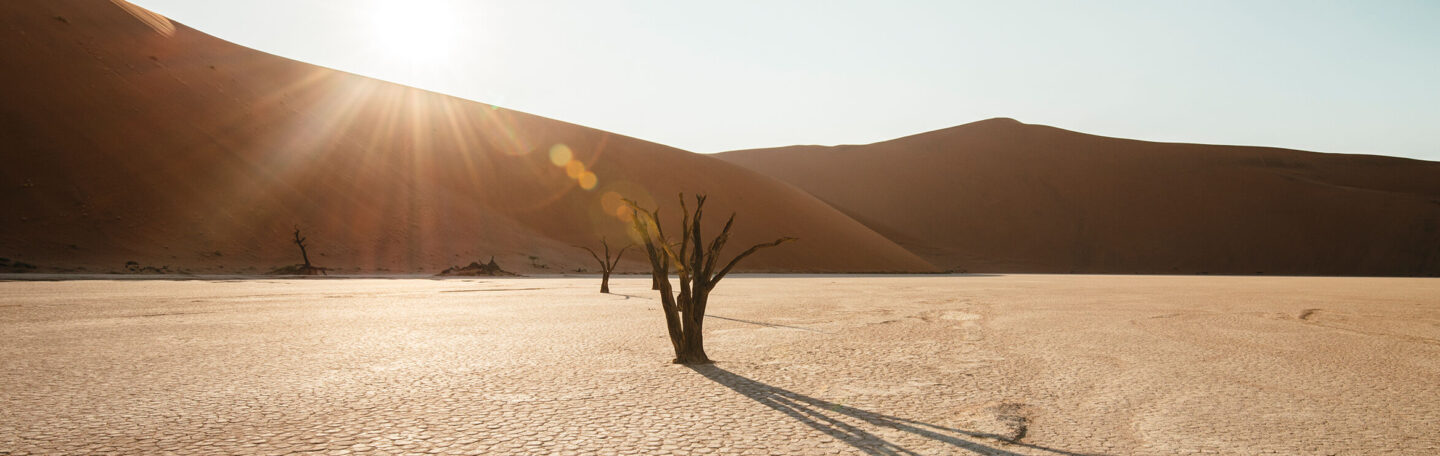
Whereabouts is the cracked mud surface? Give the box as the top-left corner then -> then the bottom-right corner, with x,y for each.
1,275 -> 1438,455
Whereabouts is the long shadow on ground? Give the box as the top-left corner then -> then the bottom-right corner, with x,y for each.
707,315 -> 825,333
689,365 -> 1093,456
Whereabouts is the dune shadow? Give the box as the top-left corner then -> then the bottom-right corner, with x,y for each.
688,365 -> 1093,456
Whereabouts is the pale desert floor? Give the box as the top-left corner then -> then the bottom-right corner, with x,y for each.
1,275 -> 1437,455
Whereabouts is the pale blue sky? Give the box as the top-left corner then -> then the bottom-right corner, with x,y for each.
130,0 -> 1439,161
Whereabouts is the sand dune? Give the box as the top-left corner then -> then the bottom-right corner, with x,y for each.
719,118 -> 1440,275
0,1 -> 934,274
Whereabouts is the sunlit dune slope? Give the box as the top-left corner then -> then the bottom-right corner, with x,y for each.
718,118 -> 1440,276
0,1 -> 935,274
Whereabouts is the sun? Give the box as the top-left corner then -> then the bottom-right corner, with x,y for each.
365,0 -> 463,64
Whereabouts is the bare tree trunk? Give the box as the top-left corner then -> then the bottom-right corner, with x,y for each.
654,268 -> 686,358
293,228 -> 312,268
676,307 -> 709,363
292,226 -> 325,275
577,238 -> 630,294
625,194 -> 794,364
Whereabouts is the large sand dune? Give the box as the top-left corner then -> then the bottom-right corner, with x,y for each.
719,118 -> 1440,275
0,1 -> 933,274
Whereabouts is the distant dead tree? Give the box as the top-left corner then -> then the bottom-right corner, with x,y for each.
626,194 -> 795,364
291,226 -> 326,276
576,237 -> 630,293
293,226 -> 313,268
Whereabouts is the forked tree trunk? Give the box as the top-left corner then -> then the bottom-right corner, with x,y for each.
626,194 -> 794,364
577,238 -> 629,294
293,227 -> 312,268
675,309 -> 709,363
291,226 -> 325,275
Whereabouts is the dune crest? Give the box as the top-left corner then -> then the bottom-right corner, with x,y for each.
719,119 -> 1440,276
109,0 -> 174,37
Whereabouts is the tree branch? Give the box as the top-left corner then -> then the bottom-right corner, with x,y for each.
702,213 -> 736,280
609,244 -> 632,270
712,237 -> 797,286
690,194 -> 706,279
677,194 -> 690,274
575,245 -> 605,270
624,199 -> 674,277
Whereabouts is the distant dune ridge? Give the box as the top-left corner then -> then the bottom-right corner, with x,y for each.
719,118 -> 1440,276
3,2 -> 1437,276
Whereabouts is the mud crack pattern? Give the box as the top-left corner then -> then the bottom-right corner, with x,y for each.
1,275 -> 1437,455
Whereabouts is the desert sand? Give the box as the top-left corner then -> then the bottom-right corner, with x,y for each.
2,275 -> 1437,455
719,119 -> 1440,276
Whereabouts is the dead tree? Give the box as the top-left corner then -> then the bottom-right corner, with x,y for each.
626,194 -> 795,364
576,237 -> 630,293
291,226 -> 325,276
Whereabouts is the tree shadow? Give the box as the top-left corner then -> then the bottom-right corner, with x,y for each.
688,365 -> 1095,456
707,315 -> 826,333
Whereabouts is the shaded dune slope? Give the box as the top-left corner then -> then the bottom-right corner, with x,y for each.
719,118 -> 1440,276
0,1 -> 935,274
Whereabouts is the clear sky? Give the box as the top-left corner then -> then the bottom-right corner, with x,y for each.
129,0 -> 1440,161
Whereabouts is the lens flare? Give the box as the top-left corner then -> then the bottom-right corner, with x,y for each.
600,191 -> 625,215
548,144 -> 572,167
565,160 -> 585,179
578,171 -> 597,190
